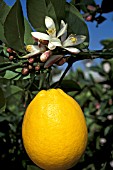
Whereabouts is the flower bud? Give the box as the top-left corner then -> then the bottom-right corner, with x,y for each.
21,67 -> 29,75
87,5 -> 96,12
85,15 -> 92,21
28,65 -> 33,70
9,55 -> 14,61
7,48 -> 13,53
40,50 -> 52,62
28,57 -> 35,64
35,65 -> 40,71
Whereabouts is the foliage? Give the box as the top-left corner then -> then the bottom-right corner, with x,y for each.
0,0 -> 113,169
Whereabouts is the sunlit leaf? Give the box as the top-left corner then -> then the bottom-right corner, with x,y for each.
4,70 -> 19,79
4,0 -> 25,52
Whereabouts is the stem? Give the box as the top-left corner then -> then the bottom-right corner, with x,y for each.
0,60 -> 27,72
75,51 -> 113,61
54,59 -> 73,88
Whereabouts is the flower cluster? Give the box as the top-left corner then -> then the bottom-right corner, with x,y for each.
23,16 -> 86,68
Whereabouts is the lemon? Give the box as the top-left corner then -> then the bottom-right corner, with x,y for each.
22,89 -> 88,170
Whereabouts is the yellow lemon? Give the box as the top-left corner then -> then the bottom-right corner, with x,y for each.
22,89 -> 88,170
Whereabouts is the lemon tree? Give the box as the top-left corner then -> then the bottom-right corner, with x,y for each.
0,0 -> 113,170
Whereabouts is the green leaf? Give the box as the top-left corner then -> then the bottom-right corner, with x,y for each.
60,80 -> 81,92
46,0 -> 58,31
51,80 -> 81,92
24,18 -> 34,45
0,87 -> 6,112
27,165 -> 42,170
0,0 -> 10,43
4,70 -> 19,79
5,85 -> 23,98
49,0 -> 65,22
65,3 -> 89,42
27,0 -> 48,32
100,39 -> 113,49
0,23 -> 5,42
4,0 -> 25,52
101,0 -> 113,13
0,0 -> 10,24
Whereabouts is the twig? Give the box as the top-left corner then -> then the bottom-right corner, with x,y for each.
0,60 -> 27,73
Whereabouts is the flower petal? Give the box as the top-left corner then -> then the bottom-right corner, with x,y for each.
50,38 -> 62,47
22,45 -> 46,58
45,16 -> 56,37
48,42 -> 56,50
75,35 -> 86,45
57,22 -> 67,38
31,32 -> 50,40
22,51 -> 40,59
45,16 -> 55,29
63,34 -> 86,47
64,47 -> 80,54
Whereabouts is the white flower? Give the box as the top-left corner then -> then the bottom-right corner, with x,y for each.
31,16 -> 67,50
31,16 -> 86,54
22,45 -> 46,58
50,34 -> 86,53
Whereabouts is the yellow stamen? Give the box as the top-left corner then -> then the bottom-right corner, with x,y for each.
70,37 -> 77,43
26,45 -> 32,52
46,28 -> 56,35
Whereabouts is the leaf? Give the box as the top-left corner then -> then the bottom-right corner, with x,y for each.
100,39 -> 113,49
80,0 -> 96,7
60,79 -> 81,92
0,0 -> 10,43
5,85 -> 23,98
27,0 -> 48,32
49,0 -> 65,22
27,165 -> 42,170
24,18 -> 34,45
51,80 -> 81,92
4,70 -> 19,79
46,0 -> 58,31
0,0 -> 10,24
4,0 -> 25,52
65,3 -> 89,42
0,87 -> 6,112
101,0 -> 113,13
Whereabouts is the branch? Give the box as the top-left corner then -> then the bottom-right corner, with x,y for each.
75,50 -> 113,61
0,60 -> 27,73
